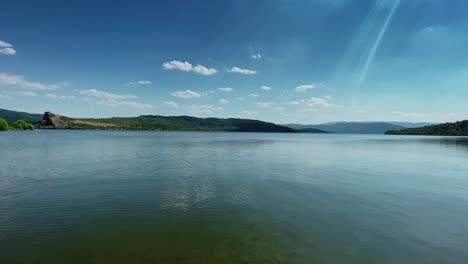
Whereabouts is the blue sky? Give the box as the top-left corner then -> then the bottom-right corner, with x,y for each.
1,0 -> 467,124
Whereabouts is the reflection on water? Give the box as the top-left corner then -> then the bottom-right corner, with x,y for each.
1,131 -> 468,263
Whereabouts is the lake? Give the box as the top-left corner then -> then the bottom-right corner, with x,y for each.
1,131 -> 468,263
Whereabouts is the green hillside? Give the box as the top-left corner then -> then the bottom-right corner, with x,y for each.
0,109 -> 297,132
386,121 -> 468,136
61,115 -> 296,132
0,109 -> 43,124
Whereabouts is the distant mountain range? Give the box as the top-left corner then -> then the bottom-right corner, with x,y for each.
283,121 -> 435,134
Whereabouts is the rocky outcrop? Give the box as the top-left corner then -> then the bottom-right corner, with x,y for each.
41,111 -> 66,128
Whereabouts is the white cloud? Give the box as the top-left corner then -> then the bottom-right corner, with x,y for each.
251,54 -> 262,60
218,87 -> 233,92
295,84 -> 318,92
248,93 -> 259,97
260,86 -> 271,91
188,105 -> 223,114
102,99 -> 152,109
0,72 -> 63,90
0,48 -> 16,55
228,67 -> 256,75
0,40 -> 12,48
193,65 -> 218,76
126,80 -> 152,86
17,91 -> 38,97
288,100 -> 301,105
163,60 -> 193,71
219,99 -> 229,104
256,102 -> 274,108
0,41 -> 15,55
163,60 -> 217,75
163,101 -> 179,108
307,97 -> 331,107
80,89 -> 138,100
171,90 -> 204,99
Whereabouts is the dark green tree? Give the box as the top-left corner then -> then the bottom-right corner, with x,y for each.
12,120 -> 34,130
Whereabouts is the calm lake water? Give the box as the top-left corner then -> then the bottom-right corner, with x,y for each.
1,131 -> 468,263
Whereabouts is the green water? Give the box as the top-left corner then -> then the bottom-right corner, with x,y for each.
1,131 -> 468,263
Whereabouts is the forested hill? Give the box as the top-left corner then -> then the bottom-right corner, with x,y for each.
386,121 -> 468,136
62,115 -> 296,132
0,109 -> 296,132
0,109 -> 43,124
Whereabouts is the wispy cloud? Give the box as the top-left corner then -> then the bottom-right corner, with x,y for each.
228,67 -> 256,75
80,89 -> 151,109
0,72 -> 63,90
256,102 -> 274,108
307,97 -> 331,107
46,93 -> 75,100
392,111 -> 426,118
163,60 -> 217,76
251,54 -> 262,60
188,105 -> 223,114
218,87 -> 233,92
295,84 -> 319,92
219,99 -> 229,104
248,93 -> 259,97
0,40 -> 16,55
102,99 -> 152,109
275,106 -> 285,111
297,108 -> 318,113
230,110 -> 258,119
288,100 -> 302,105
80,89 -> 137,100
17,91 -> 38,97
171,90 -> 204,99
260,86 -> 271,91
163,101 -> 179,108
126,80 -> 152,86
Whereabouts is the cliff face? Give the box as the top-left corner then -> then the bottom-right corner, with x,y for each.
41,112 -> 66,128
